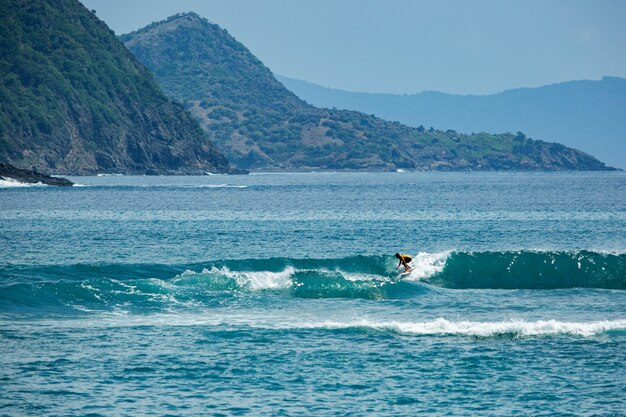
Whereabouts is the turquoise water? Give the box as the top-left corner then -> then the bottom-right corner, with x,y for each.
1,172 -> 625,416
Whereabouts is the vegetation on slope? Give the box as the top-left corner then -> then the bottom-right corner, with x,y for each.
123,12 -> 612,171
0,0 -> 230,174
279,75 -> 626,169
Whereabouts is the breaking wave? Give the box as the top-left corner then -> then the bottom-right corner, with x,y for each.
0,178 -> 48,187
10,313 -> 626,339
293,318 -> 626,338
1,251 -> 624,312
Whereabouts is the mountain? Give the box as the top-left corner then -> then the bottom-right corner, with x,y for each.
278,75 -> 626,169
122,13 -> 613,172
0,0 -> 231,175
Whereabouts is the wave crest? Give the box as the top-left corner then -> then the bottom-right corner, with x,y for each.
1,251 -> 624,313
176,266 -> 294,290
16,314 -> 626,339
311,318 -> 626,337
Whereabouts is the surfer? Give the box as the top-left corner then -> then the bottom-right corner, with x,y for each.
395,253 -> 412,272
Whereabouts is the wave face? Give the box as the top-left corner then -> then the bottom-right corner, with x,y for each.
1,251 -> 624,312
0,256 -> 412,312
430,250 -> 626,289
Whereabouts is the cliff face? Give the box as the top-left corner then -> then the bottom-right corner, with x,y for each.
122,13 -> 614,171
0,0 -> 230,174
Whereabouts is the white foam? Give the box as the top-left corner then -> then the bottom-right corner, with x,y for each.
18,315 -> 626,338
139,183 -> 247,188
340,271 -> 386,282
196,184 -> 247,188
226,266 -> 295,290
79,282 -> 102,300
402,251 -> 449,281
177,265 -> 390,289
309,318 -> 626,337
177,266 -> 295,290
0,178 -> 47,187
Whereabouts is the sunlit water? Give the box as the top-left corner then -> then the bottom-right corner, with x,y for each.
1,172 -> 625,416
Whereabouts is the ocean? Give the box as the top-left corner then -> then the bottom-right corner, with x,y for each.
1,171 -> 625,416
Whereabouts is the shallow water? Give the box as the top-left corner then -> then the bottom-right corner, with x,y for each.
1,172 -> 625,416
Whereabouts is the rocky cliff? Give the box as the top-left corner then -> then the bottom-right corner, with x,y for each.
0,0 -> 230,174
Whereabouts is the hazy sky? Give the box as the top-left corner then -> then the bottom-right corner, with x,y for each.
80,0 -> 626,95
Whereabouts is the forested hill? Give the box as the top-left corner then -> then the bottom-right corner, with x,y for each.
278,75 -> 626,170
122,12 -> 613,171
0,0 -> 230,175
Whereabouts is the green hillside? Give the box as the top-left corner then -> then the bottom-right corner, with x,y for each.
122,12 -> 612,171
278,75 -> 626,169
0,0 -> 230,174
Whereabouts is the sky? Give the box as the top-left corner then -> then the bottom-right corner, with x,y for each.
80,0 -> 626,95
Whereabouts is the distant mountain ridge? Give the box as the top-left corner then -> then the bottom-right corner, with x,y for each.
121,12 -> 613,172
0,0 -> 230,174
278,75 -> 626,169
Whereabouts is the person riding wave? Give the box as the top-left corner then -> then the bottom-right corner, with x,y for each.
395,253 -> 412,272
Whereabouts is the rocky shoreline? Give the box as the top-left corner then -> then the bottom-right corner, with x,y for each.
0,163 -> 74,186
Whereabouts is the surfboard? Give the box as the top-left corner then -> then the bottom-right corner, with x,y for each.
400,270 -> 412,276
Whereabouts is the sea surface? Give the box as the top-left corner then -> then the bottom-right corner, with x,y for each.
1,171 -> 625,416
